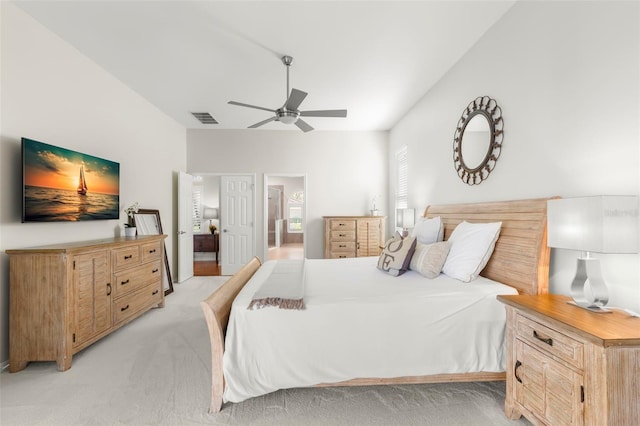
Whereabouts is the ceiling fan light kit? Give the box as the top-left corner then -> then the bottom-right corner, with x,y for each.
228,56 -> 347,132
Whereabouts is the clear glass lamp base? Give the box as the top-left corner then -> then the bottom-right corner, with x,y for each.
567,254 -> 612,314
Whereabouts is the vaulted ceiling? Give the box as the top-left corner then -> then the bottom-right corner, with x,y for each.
14,1 -> 515,131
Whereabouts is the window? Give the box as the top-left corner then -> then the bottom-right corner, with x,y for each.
192,185 -> 203,232
395,145 -> 408,211
287,191 -> 304,232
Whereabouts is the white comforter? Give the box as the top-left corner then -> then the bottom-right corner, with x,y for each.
223,257 -> 518,403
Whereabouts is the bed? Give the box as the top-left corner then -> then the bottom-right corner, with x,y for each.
201,197 -> 552,413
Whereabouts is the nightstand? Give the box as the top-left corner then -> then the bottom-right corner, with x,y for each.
498,294 -> 640,425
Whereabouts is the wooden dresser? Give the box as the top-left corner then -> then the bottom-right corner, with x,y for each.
498,294 -> 640,425
6,235 -> 166,372
323,216 -> 385,259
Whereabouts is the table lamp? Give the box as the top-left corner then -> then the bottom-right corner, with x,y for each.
203,207 -> 218,233
547,196 -> 638,312
396,208 -> 415,237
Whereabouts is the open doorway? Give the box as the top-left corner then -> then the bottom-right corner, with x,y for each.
193,175 -> 221,276
264,173 -> 306,261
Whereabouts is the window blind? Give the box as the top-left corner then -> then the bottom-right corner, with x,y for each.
395,145 -> 408,211
192,186 -> 202,232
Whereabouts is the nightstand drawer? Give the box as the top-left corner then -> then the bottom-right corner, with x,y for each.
516,314 -> 584,369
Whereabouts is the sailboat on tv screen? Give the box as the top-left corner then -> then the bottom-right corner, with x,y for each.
77,163 -> 88,195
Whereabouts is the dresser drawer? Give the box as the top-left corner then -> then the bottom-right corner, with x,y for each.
516,314 -> 584,369
330,241 -> 356,252
140,241 -> 162,262
329,220 -> 356,231
330,230 -> 355,242
114,282 -> 162,325
113,260 -> 162,297
113,246 -> 140,270
328,251 -> 356,259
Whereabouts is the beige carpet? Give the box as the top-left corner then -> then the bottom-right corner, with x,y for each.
1,276 -> 531,425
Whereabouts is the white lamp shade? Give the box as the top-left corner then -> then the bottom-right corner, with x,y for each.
547,196 -> 638,253
396,208 -> 415,229
203,207 -> 218,220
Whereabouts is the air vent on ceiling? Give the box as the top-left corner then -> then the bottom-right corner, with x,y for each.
191,112 -> 218,124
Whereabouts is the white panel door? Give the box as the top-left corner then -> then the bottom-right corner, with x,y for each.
177,171 -> 194,282
220,175 -> 255,275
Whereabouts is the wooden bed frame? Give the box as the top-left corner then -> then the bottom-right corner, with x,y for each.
201,197 -> 554,413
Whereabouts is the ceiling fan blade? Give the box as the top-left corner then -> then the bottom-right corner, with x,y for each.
300,109 -> 348,118
228,101 -> 276,113
285,88 -> 308,111
294,118 -> 314,133
248,116 -> 277,129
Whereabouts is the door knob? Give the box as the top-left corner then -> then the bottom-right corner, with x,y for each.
178,230 -> 186,235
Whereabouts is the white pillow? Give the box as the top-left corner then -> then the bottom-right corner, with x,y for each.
410,241 -> 451,278
442,221 -> 502,282
411,216 -> 444,244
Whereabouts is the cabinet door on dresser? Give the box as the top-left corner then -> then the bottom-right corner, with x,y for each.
72,250 -> 112,348
357,218 -> 383,257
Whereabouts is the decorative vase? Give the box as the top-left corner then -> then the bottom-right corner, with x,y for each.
124,227 -> 137,237
370,209 -> 379,216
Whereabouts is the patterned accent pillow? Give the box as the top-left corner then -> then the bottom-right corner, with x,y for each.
377,232 -> 417,276
409,241 -> 451,278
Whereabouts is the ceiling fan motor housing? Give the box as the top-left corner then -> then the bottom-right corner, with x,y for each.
277,108 -> 299,124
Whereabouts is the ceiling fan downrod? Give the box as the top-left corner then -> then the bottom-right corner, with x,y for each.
282,55 -> 293,100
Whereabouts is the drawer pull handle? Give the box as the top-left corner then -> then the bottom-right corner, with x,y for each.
152,290 -> 159,295
514,360 -> 523,383
339,233 -> 346,237
121,279 -> 130,285
148,249 -> 156,254
124,255 -> 133,260
152,268 -> 159,273
339,223 -> 346,226
106,283 -> 112,296
533,330 -> 553,346
339,244 -> 346,248
121,304 -> 129,312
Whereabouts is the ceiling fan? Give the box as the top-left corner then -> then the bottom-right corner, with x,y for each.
228,56 -> 347,132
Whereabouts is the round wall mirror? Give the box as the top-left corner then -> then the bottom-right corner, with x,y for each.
453,96 -> 504,185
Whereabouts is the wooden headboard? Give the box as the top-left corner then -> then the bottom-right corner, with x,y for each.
424,197 -> 555,296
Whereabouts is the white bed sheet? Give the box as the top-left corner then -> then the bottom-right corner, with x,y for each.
222,257 -> 518,403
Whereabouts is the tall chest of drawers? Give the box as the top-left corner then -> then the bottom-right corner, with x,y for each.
323,216 -> 385,259
7,235 -> 166,372
498,294 -> 640,426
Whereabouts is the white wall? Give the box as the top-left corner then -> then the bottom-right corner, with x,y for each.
187,129 -> 389,259
0,3 -> 186,364
389,1 -> 639,310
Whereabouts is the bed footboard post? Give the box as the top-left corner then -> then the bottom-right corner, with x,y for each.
201,256 -> 263,413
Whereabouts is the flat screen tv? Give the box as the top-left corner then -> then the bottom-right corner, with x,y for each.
22,138 -> 120,222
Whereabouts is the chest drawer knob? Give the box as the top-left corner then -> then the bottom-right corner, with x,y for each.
533,330 -> 553,346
